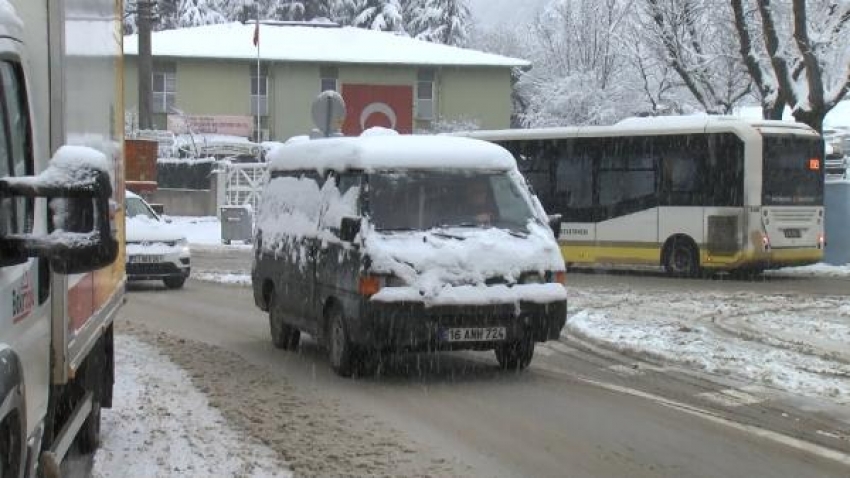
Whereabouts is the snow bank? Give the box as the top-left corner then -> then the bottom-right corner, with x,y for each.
767,263 -> 850,278
92,335 -> 290,477
193,272 -> 251,285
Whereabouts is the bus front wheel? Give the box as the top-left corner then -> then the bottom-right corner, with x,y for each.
663,237 -> 700,277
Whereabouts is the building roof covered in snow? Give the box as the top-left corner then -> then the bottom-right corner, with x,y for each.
124,22 -> 529,68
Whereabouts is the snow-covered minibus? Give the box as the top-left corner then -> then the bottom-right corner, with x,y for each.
252,134 -> 567,376
460,116 -> 825,276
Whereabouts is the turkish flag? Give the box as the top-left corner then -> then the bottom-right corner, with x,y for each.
253,19 -> 259,47
341,84 -> 413,136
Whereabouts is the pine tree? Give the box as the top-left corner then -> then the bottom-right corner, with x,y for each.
405,0 -> 470,46
275,0 -> 335,21
337,0 -> 406,32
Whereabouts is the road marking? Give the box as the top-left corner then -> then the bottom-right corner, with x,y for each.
697,388 -> 765,408
532,362 -> 850,467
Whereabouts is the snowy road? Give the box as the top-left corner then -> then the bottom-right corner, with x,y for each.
109,271 -> 850,477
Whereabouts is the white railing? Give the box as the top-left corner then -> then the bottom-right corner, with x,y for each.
217,161 -> 269,214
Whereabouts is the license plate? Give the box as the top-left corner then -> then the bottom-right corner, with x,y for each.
783,228 -> 802,238
129,255 -> 163,264
441,327 -> 506,342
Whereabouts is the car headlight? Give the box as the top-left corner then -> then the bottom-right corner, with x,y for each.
176,238 -> 190,253
520,272 -> 545,284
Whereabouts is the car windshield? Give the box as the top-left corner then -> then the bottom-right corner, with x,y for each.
368,170 -> 537,232
125,196 -> 159,220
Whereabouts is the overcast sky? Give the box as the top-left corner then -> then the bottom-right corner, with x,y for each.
467,0 -> 549,26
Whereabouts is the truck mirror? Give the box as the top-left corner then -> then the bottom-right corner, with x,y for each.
547,214 -> 563,239
0,149 -> 118,274
339,216 -> 361,243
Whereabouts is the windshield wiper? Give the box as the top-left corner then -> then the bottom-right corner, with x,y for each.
438,222 -> 485,229
432,231 -> 466,240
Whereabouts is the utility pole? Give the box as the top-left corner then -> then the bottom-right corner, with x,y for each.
137,0 -> 154,130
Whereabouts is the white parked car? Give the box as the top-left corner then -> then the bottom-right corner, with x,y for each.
125,191 -> 191,288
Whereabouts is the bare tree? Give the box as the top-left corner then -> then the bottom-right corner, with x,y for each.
516,0 -> 639,126
640,0 -> 753,114
730,0 -> 850,131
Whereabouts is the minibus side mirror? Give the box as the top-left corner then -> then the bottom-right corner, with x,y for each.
0,148 -> 118,274
547,214 -> 563,239
339,216 -> 361,243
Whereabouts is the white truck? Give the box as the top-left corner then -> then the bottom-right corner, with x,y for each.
0,0 -> 124,476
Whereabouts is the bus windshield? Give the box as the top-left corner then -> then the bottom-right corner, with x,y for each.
762,135 -> 824,206
368,170 -> 537,232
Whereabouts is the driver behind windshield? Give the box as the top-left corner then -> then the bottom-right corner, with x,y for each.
467,179 -> 497,226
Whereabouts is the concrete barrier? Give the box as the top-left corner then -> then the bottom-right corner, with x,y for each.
824,180 -> 850,265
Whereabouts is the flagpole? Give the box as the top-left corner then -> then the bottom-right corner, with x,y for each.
256,2 -> 261,144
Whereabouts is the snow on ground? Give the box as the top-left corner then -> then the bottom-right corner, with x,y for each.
565,287 -> 850,403
766,263 -> 850,278
92,335 -> 291,477
193,271 -> 251,285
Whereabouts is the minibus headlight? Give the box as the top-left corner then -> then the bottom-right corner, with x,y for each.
521,272 -> 545,284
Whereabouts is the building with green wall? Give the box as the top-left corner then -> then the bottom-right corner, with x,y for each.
124,22 -> 529,142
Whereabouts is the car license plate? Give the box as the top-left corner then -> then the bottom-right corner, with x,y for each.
129,255 -> 163,264
783,228 -> 802,238
441,327 -> 506,342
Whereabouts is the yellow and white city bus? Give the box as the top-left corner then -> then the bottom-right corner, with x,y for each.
461,116 -> 825,276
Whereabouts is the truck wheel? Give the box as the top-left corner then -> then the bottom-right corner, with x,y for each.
75,401 -> 101,454
0,416 -> 21,478
495,339 -> 535,371
269,291 -> 300,350
328,307 -> 355,377
163,276 -> 186,289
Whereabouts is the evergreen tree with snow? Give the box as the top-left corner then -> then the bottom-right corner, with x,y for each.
275,0 -> 335,21
405,0 -> 469,46
336,0 -> 406,32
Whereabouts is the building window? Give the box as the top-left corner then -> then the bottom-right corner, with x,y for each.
250,63 -> 268,117
417,69 -> 435,120
152,62 -> 176,114
320,66 -> 338,92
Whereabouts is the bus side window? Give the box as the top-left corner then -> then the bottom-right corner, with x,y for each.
555,139 -> 593,222
660,135 -> 703,206
514,140 -> 555,211
705,134 -> 744,207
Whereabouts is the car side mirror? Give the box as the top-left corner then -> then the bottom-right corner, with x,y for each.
0,147 -> 118,274
339,216 -> 361,243
547,214 -> 563,239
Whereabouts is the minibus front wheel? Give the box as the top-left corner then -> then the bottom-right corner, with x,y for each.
495,339 -> 535,371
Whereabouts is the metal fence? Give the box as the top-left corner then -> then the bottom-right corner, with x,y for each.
218,161 -> 269,212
